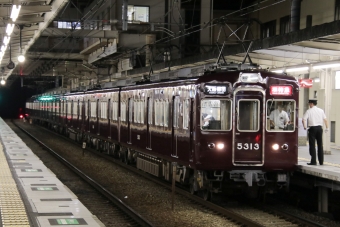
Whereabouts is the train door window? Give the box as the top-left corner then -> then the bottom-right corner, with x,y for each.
66,101 -> 71,118
164,100 -> 169,127
129,98 -> 133,122
73,101 -> 77,118
201,99 -> 231,131
101,101 -> 108,119
121,101 -> 127,122
90,101 -> 96,118
112,101 -> 118,120
78,101 -> 81,119
140,100 -> 145,124
85,101 -> 88,118
237,100 -> 259,131
173,97 -> 180,128
183,99 -> 189,129
266,100 -> 295,132
148,98 -> 153,125
134,100 -> 139,123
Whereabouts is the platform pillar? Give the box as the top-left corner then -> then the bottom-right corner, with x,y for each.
318,186 -> 328,213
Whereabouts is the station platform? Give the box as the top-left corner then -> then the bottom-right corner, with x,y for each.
0,118 -> 104,227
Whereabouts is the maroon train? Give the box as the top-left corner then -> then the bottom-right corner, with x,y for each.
25,67 -> 299,199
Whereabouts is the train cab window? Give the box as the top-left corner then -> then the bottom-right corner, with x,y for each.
237,100 -> 259,131
201,99 -> 231,131
267,100 -> 295,132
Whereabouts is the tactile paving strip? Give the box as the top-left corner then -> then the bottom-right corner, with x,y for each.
0,131 -> 30,226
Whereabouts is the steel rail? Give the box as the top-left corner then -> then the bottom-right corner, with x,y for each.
13,120 -> 154,227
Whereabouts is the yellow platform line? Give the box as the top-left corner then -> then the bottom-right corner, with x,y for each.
0,140 -> 30,226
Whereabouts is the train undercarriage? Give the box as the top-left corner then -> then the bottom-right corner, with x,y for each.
36,120 -> 291,200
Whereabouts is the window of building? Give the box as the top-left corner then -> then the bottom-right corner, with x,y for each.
261,20 -> 276,38
280,16 -> 290,34
127,5 -> 149,23
57,21 -> 81,29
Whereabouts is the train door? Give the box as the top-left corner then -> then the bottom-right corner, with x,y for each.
233,88 -> 264,165
127,98 -> 133,144
146,97 -> 152,149
171,96 -> 180,158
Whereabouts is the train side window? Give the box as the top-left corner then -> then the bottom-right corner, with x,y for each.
183,99 -> 189,129
121,101 -> 127,122
101,101 -> 107,119
173,97 -> 180,128
140,100 -> 145,124
266,100 -> 295,132
201,99 -> 231,131
148,98 -> 153,125
90,101 -> 96,118
114,101 -> 118,120
85,101 -> 89,118
164,100 -> 169,127
67,101 -> 72,118
129,98 -> 133,123
237,100 -> 259,131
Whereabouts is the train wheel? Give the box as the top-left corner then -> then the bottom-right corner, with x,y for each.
202,189 -> 211,201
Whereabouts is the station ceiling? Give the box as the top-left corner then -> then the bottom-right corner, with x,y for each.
1,0 -> 340,90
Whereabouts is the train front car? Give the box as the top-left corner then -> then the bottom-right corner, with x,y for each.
193,70 -> 299,198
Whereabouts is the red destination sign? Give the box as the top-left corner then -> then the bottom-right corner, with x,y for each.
270,85 -> 292,96
298,79 -> 313,88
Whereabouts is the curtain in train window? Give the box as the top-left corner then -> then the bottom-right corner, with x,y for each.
148,98 -> 153,125
183,99 -> 189,129
237,100 -> 259,131
140,100 -> 145,124
72,101 -> 78,118
101,101 -> 107,119
134,100 -> 139,123
164,100 -> 169,127
90,101 -> 96,117
173,97 -> 180,128
129,98 -> 133,122
112,101 -> 118,120
121,101 -> 126,122
201,99 -> 231,131
155,100 -> 159,126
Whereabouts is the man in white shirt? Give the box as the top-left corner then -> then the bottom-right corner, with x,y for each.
269,105 -> 289,129
302,99 -> 329,165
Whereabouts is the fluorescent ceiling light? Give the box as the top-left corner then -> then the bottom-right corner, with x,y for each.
313,63 -> 340,69
10,5 -> 21,22
6,24 -> 15,36
3,36 -> 10,45
314,77 -> 320,83
272,70 -> 283,73
286,67 -> 309,72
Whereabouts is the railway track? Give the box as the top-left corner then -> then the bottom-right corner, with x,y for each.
11,119 -> 332,227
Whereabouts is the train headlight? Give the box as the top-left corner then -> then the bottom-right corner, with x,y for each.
216,143 -> 224,150
272,144 -> 279,150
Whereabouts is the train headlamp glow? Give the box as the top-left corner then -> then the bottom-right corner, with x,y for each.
272,144 -> 279,150
216,143 -> 224,149
239,73 -> 263,83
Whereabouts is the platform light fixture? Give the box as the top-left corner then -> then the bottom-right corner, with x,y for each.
286,66 -> 309,73
17,25 -> 25,63
0,77 -> 5,85
10,5 -> 21,22
6,23 -> 15,36
312,62 -> 340,70
3,36 -> 10,45
314,77 -> 320,83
